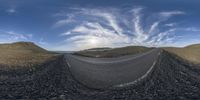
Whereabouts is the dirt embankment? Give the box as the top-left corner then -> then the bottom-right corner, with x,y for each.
0,50 -> 200,100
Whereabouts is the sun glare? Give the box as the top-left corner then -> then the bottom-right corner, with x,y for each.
89,38 -> 99,45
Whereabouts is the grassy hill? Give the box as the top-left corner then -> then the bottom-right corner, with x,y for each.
0,42 -> 58,69
74,46 -> 153,58
164,44 -> 200,64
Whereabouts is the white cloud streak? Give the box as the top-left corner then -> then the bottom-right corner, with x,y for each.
184,27 -> 200,32
165,23 -> 176,27
54,7 -> 186,50
6,8 -> 17,14
0,30 -> 32,43
160,11 -> 185,17
54,14 -> 75,27
38,38 -> 48,45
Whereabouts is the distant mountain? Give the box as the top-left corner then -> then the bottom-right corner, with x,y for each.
52,51 -> 75,54
0,42 -> 58,69
74,46 -> 153,58
85,47 -> 112,51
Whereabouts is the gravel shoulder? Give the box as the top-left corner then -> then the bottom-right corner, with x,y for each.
0,50 -> 200,99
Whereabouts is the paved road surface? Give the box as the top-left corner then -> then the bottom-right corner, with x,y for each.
65,49 -> 160,89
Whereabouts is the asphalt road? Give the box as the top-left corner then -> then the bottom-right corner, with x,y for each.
65,49 -> 161,89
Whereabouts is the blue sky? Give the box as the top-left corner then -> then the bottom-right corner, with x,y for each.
0,0 -> 200,51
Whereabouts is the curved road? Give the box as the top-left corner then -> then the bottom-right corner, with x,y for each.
65,49 -> 161,89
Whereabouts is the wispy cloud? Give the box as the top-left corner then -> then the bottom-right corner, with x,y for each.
6,8 -> 17,14
38,38 -> 48,45
54,7 -> 186,50
53,14 -> 75,27
184,27 -> 200,32
0,30 -> 32,43
165,23 -> 176,27
160,11 -> 185,17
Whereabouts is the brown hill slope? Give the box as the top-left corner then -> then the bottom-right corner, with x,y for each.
0,42 -> 46,52
0,42 -> 58,69
164,44 -> 200,64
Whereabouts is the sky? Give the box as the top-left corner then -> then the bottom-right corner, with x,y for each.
0,0 -> 200,51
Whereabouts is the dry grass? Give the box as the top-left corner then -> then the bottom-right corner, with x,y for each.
164,44 -> 200,64
74,46 -> 153,58
0,42 -> 59,69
